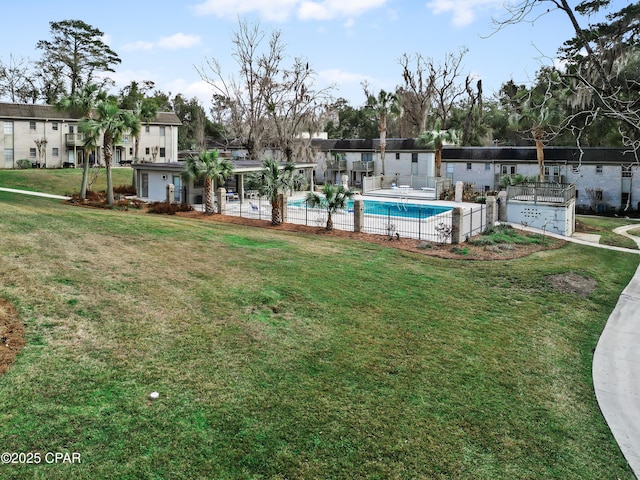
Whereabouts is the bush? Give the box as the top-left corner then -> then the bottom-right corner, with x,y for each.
114,184 -> 137,195
16,159 -> 32,169
147,202 -> 194,215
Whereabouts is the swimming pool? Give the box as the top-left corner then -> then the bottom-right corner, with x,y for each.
288,198 -> 452,219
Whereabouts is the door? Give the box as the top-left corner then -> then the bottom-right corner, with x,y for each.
141,173 -> 149,198
172,176 -> 181,203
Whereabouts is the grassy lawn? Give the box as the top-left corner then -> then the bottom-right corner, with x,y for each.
0,168 -> 133,197
0,191 -> 638,479
576,214 -> 640,249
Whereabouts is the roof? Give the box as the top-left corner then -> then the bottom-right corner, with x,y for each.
0,102 -> 181,126
133,159 -> 317,174
442,146 -> 636,164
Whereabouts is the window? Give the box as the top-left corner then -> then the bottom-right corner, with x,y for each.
466,162 -> 472,170
446,164 -> 454,174
501,165 -> 516,175
159,126 -> 165,136
69,125 -> 74,133
485,163 -> 491,171
361,153 -> 373,163
129,148 -> 133,155
622,165 -> 633,178
395,152 -> 400,160
145,125 -> 150,133
52,122 -> 58,131
194,176 -> 204,188
52,148 -> 59,157
29,121 -> 36,130
4,121 -> 13,134
544,165 -> 560,176
29,148 -> 36,158
411,153 -> 418,163
596,165 -> 603,174
159,147 -> 166,158
4,149 -> 13,164
145,147 -> 150,155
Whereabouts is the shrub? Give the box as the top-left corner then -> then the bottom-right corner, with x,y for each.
114,184 -> 137,195
147,202 -> 194,215
16,159 -> 32,169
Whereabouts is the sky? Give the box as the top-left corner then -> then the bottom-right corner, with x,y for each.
0,0 -> 624,111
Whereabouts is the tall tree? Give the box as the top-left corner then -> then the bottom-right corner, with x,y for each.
0,55 -> 37,103
198,19 -> 334,161
36,19 -> 121,100
363,85 -> 401,177
79,99 -> 138,205
397,53 -> 436,136
245,159 -> 307,225
56,84 -> 107,199
417,121 -> 459,178
494,1 -> 640,153
181,149 -> 233,214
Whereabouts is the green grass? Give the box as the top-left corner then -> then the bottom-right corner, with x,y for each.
0,190 -> 638,479
576,215 -> 640,249
0,168 -> 133,197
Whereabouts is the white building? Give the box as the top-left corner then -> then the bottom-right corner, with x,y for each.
0,103 -> 181,169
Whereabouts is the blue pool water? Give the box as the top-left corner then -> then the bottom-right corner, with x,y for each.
288,198 -> 452,219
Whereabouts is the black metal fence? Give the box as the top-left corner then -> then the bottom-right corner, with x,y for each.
218,197 -> 489,244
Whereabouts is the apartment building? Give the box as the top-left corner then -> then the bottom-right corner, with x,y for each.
0,103 -> 181,169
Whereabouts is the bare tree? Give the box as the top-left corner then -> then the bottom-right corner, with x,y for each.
432,47 -> 470,130
494,1 -> 640,154
197,19 -> 334,161
0,55 -> 37,103
397,53 -> 436,135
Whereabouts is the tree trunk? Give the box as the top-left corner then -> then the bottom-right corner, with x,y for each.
271,197 -> 282,225
105,160 -> 114,206
535,137 -> 545,182
204,179 -> 214,214
80,155 -> 90,200
326,212 -> 333,230
435,148 -> 442,178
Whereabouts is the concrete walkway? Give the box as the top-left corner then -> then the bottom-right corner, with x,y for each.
0,187 -> 71,200
592,224 -> 640,479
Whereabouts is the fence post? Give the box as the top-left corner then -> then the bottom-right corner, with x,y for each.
497,191 -> 507,221
485,196 -> 497,228
279,193 -> 288,222
354,198 -> 364,232
451,207 -> 463,244
217,187 -> 226,214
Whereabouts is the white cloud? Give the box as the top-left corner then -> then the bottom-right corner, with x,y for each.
192,0 -> 389,21
426,0 -> 502,27
157,33 -> 202,50
122,34 -> 201,52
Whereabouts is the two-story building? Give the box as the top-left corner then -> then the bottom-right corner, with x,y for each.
0,103 -> 181,169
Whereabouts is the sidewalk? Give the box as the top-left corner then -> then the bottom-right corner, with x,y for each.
513,222 -> 640,478
592,224 -> 640,478
0,187 -> 71,200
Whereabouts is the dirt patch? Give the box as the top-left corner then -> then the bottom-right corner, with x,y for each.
548,272 -> 597,297
175,211 -> 567,261
0,299 -> 25,376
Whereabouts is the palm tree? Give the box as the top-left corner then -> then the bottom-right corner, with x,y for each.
55,84 -> 106,199
79,99 -> 139,206
246,158 -> 307,225
365,88 -> 401,177
181,149 -> 233,214
417,121 -> 459,178
305,183 -> 354,231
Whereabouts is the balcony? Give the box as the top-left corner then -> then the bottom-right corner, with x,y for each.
326,159 -> 347,171
65,133 -> 85,147
352,161 -> 375,174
